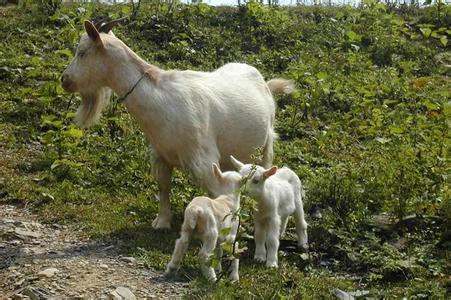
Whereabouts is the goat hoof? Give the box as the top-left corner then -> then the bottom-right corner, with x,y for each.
254,255 -> 266,263
299,243 -> 310,252
152,215 -> 172,229
265,261 -> 278,268
164,265 -> 177,277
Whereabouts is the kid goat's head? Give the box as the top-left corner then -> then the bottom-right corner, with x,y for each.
61,19 -> 126,128
211,163 -> 243,198
230,155 -> 277,197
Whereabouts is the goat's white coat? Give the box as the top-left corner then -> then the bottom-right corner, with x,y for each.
62,22 -> 294,229
165,164 -> 242,282
231,157 -> 308,268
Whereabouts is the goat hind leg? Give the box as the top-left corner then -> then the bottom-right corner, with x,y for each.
261,129 -> 275,168
294,195 -> 309,250
166,232 -> 190,275
200,231 -> 218,281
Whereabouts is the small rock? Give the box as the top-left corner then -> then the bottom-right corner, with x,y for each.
38,267 -> 59,278
11,294 -> 31,300
10,239 -> 22,245
15,228 -> 41,239
15,278 -> 26,287
100,264 -> 109,269
22,287 -> 47,300
102,245 -> 115,251
108,287 -> 136,300
120,257 -> 136,264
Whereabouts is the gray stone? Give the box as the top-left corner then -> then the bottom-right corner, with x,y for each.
108,287 -> 136,300
38,267 -> 59,278
22,288 -> 41,300
15,228 -> 41,239
120,257 -> 136,264
12,294 -> 31,300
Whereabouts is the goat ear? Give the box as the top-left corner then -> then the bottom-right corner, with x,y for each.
212,163 -> 222,179
230,155 -> 244,170
84,21 -> 103,45
263,166 -> 277,178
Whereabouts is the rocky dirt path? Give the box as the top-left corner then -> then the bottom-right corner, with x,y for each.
0,204 -> 188,299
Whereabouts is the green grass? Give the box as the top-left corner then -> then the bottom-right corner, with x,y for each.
0,2 -> 449,298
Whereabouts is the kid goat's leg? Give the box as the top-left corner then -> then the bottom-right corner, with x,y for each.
294,192 -> 309,250
228,241 -> 240,282
254,219 -> 267,263
200,230 -> 218,281
165,230 -> 191,274
214,245 -> 223,273
265,216 -> 281,268
152,157 -> 173,229
280,216 -> 289,237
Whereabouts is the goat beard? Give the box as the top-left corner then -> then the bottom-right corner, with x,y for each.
74,87 -> 112,128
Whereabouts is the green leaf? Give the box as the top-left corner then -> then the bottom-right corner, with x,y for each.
375,137 -> 391,144
221,242 -> 233,255
316,72 -> 328,80
55,49 -> 73,59
419,28 -> 432,37
219,227 -> 231,236
440,36 -> 448,47
346,31 -> 362,42
63,127 -> 83,139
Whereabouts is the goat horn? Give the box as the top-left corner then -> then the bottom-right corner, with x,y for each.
98,17 -> 127,33
93,17 -> 109,30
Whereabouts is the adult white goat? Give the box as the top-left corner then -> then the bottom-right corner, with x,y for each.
230,156 -> 308,268
61,20 -> 294,229
166,163 -> 242,282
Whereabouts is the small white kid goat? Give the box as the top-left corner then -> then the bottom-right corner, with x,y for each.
231,156 -> 308,268
165,163 -> 242,282
61,20 -> 294,229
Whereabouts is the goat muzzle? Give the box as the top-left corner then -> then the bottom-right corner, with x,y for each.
61,75 -> 76,92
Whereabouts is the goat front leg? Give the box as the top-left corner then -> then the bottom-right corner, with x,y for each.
152,157 -> 173,229
265,217 -> 281,268
253,219 -> 267,263
214,244 -> 223,274
228,241 -> 240,283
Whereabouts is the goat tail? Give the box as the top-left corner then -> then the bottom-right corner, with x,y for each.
183,206 -> 202,232
266,78 -> 295,95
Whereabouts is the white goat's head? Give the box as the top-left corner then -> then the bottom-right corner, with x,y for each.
230,155 -> 277,197
61,19 -> 126,128
211,163 -> 243,198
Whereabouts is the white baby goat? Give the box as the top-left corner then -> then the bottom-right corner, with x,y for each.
231,156 -> 308,268
165,163 -> 242,282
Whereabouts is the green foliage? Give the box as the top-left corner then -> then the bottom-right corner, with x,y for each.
0,2 -> 448,298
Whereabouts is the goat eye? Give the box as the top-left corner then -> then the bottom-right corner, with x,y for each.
78,51 -> 86,58
252,178 -> 259,184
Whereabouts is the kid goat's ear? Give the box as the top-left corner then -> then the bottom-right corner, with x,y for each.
230,155 -> 244,170
212,163 -> 223,179
263,166 -> 277,178
84,20 -> 103,46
